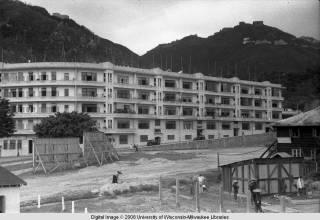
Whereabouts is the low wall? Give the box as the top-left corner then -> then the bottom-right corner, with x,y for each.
140,132 -> 276,151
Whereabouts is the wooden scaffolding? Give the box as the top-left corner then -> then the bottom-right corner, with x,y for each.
83,132 -> 119,166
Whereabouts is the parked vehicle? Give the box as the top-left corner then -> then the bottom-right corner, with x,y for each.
146,139 -> 161,146
193,135 -> 205,141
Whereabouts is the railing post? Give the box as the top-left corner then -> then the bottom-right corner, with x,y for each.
195,181 -> 200,212
159,175 -> 162,205
176,178 -> 180,208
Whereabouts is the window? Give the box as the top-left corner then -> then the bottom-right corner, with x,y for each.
3,89 -> 9,97
182,96 -> 192,103
208,135 -> 215,139
28,88 -> 34,97
51,87 -> 57,97
81,72 -> 97,81
9,140 -> 16,150
207,121 -> 216,130
222,123 -> 231,130
17,140 -> 22,149
165,107 -> 176,115
183,121 -> 193,130
41,104 -> 46,113
51,72 -> 56,80
166,121 -> 176,129
18,72 -> 24,81
255,88 -> 262,95
28,104 -> 34,113
137,77 -> 149,85
117,120 -> 130,129
118,75 -> 129,84
185,135 -> 192,140
64,89 -> 69,96
241,88 -> 249,94
164,80 -> 175,88
11,89 -> 16,97
292,148 -> 302,157
183,108 -> 193,116
140,135 -> 148,142
82,104 -> 97,113
255,123 -> 263,130
64,73 -> 69,80
221,97 -> 230,105
155,119 -> 160,126
51,105 -> 57,113
27,120 -> 33,130
41,88 -> 47,97
17,120 -> 23,129
167,135 -> 175,140
138,92 -> 149,100
290,128 -> 299,137
108,73 -> 112,83
183,81 -> 192,89
10,104 -> 16,113
28,72 -> 34,81
18,105 -> 23,113
119,135 -> 128,144
3,140 -> 8,150
138,106 -> 149,114
117,90 -> 130,99
254,100 -> 262,107
41,72 -> 47,80
242,123 -> 250,130
313,128 -> 320,137
82,88 -> 97,97
164,93 -> 176,102
64,105 -> 69,112
138,120 -> 149,129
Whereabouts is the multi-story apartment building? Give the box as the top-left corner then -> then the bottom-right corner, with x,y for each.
0,62 -> 283,157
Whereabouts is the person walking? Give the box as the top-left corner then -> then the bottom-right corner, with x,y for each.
232,180 -> 239,201
198,174 -> 207,193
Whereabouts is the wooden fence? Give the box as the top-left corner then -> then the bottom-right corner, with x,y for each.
33,138 -> 82,174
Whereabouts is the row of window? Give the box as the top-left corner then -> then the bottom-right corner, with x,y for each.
1,72 -> 98,81
1,140 -> 22,150
115,120 -> 263,131
11,104 -> 70,113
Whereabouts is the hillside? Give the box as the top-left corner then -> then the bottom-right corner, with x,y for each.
0,0 -> 139,64
141,22 -> 320,110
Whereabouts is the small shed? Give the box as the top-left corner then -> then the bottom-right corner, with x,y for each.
0,166 -> 27,213
220,157 -> 315,195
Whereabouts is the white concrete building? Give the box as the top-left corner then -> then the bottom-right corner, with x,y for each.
0,62 -> 284,156
0,166 -> 27,213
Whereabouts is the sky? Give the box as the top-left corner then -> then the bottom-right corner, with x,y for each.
24,0 -> 319,55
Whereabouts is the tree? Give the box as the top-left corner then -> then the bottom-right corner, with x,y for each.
0,98 -> 15,138
33,112 -> 98,138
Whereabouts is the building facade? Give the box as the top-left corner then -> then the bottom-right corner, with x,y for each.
0,62 -> 283,156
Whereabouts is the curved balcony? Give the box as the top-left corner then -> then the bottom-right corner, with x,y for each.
6,94 -> 105,103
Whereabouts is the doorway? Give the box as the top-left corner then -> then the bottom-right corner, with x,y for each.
233,128 -> 239,136
155,137 -> 161,145
28,140 -> 33,154
0,196 -> 5,213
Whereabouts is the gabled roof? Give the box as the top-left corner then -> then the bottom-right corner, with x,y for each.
0,166 -> 27,187
274,106 -> 320,127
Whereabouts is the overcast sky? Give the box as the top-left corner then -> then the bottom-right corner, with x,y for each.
24,0 -> 319,55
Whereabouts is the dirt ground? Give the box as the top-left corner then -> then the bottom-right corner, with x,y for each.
19,146 -> 319,213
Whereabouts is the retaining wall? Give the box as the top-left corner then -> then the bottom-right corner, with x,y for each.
139,132 -> 276,151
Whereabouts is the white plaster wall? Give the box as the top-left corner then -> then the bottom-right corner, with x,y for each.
0,187 -> 21,213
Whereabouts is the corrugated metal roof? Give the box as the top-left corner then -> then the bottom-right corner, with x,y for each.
274,106 -> 320,126
0,166 -> 27,187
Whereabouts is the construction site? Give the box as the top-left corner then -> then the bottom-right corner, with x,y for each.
1,131 -> 320,213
